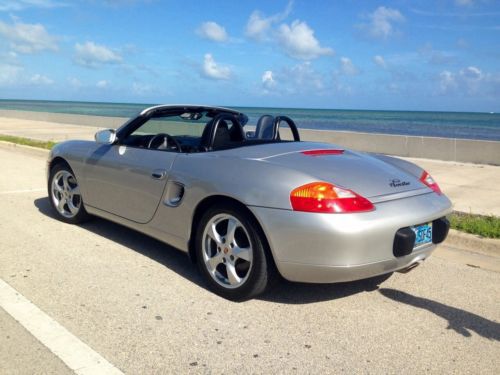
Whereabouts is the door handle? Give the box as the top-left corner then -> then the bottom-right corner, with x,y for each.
151,169 -> 167,180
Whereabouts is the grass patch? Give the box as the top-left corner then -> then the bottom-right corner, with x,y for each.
0,134 -> 56,150
1,132 -> 499,240
450,212 -> 500,239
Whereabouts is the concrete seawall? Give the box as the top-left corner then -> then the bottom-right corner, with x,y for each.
299,128 -> 500,165
1,109 -> 499,165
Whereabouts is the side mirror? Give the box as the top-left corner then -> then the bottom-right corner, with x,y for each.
95,129 -> 117,145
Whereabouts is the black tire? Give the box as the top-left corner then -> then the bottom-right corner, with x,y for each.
48,163 -> 91,224
195,204 -> 272,301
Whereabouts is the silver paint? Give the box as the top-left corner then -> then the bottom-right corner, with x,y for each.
47,107 -> 453,283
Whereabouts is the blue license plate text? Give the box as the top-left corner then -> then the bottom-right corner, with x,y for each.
412,223 -> 433,248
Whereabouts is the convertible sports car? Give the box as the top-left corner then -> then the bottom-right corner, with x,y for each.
47,105 -> 452,300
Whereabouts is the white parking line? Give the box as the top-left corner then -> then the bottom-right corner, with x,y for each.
0,188 -> 46,195
0,279 -> 123,375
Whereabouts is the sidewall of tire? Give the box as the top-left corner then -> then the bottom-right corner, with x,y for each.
195,205 -> 270,301
48,163 -> 90,224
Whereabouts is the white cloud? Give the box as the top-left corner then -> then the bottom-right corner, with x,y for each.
339,57 -> 359,75
197,21 -> 228,42
96,80 -> 109,88
261,70 -> 276,91
0,63 -> 23,86
0,51 -> 18,63
0,64 -> 54,87
245,2 -> 332,61
439,66 -> 487,94
460,66 -> 482,80
0,0 -> 67,11
373,55 -> 387,68
361,6 -> 405,40
277,20 -> 333,60
245,1 -> 293,41
0,20 -> 58,53
74,41 -> 122,68
201,53 -> 231,80
246,11 -> 272,41
263,62 -> 325,95
30,73 -> 53,85
439,71 -> 457,92
418,43 -> 455,65
459,66 -> 484,93
287,62 -> 324,90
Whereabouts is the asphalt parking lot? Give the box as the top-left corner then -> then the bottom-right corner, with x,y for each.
1,146 -> 499,374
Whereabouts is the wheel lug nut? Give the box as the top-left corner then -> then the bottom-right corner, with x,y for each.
230,255 -> 234,261
222,258 -> 226,263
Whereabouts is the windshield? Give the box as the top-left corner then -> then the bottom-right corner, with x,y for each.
132,111 -> 211,138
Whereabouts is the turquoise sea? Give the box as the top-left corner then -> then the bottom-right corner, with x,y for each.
1,99 -> 499,141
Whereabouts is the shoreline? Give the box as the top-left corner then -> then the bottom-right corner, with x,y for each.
0,109 -> 499,165
1,115 -> 499,217
1,106 -> 499,142
1,98 -> 497,115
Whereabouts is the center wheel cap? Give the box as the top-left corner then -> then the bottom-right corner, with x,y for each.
223,247 -> 229,254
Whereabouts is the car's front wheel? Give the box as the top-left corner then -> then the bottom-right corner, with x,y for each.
48,163 -> 90,224
195,205 -> 272,301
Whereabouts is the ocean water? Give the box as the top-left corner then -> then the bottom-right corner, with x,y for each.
1,99 -> 499,141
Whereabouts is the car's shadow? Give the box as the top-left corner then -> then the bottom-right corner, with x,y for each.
379,288 -> 500,341
35,197 -> 390,304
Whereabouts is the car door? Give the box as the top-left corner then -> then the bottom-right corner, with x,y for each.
83,144 -> 176,223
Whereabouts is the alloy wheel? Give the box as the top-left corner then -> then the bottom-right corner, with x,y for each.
201,213 -> 253,289
51,170 -> 82,219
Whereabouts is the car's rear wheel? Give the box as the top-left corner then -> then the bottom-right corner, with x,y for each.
48,163 -> 90,224
195,205 -> 271,301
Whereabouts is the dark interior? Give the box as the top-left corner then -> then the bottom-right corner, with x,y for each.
118,110 -> 300,153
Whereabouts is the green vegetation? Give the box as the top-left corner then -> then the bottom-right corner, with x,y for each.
450,212 -> 500,239
0,134 -> 56,150
1,133 -> 499,240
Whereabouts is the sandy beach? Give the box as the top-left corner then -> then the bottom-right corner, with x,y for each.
0,116 -> 102,142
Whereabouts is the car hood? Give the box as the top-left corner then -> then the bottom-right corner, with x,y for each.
229,142 -> 430,199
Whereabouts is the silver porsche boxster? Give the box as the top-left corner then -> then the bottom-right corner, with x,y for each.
47,105 -> 452,300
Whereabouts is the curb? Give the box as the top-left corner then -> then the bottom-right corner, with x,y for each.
0,140 -> 50,158
444,229 -> 499,257
1,139 -> 498,257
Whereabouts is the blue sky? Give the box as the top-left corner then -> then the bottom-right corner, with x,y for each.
0,0 -> 499,112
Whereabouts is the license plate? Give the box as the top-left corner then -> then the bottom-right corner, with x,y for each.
412,223 -> 433,248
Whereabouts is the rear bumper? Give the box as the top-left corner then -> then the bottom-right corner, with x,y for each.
249,192 -> 452,283
277,245 -> 435,283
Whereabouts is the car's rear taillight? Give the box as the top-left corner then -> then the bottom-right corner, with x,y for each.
420,171 -> 442,195
290,182 -> 375,213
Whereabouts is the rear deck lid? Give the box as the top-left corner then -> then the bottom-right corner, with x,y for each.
263,147 -> 428,199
